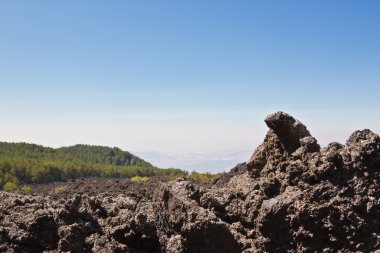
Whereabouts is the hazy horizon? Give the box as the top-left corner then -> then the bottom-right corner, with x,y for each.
1,1 -> 379,171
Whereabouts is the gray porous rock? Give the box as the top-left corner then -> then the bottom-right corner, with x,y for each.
1,111 -> 380,252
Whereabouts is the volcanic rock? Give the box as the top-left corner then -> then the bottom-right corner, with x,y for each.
1,112 -> 380,252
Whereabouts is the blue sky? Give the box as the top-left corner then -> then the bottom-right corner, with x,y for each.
0,1 -> 379,171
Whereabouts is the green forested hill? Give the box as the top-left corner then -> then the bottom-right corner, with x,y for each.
0,142 -> 187,189
56,144 -> 152,167
0,142 -> 152,167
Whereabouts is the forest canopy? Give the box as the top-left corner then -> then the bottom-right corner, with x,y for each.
0,142 -> 189,189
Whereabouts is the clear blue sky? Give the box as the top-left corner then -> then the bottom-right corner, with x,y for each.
0,1 -> 379,171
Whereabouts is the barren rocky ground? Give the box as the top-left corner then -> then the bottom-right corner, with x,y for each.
1,111 -> 380,252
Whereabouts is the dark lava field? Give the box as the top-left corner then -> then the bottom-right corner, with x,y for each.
1,112 -> 380,253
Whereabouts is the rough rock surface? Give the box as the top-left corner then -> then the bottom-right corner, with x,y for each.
1,111 -> 380,252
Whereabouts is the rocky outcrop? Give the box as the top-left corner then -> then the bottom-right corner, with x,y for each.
1,111 -> 380,252
205,111 -> 380,252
